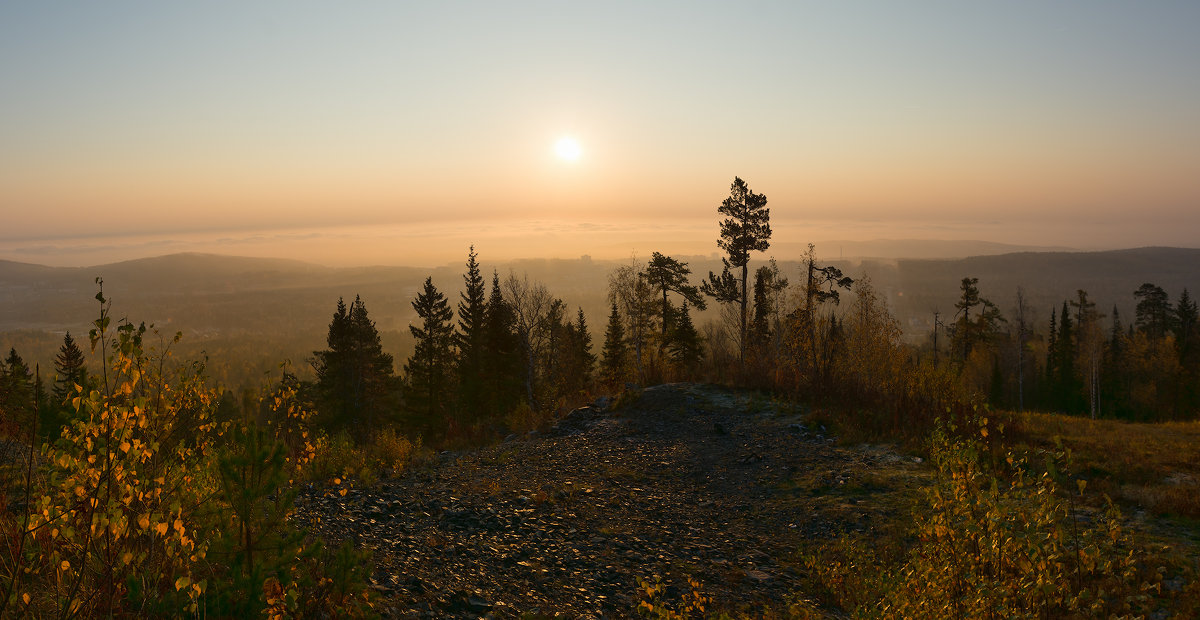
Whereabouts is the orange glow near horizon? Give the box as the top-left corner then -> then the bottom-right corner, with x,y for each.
2,4 -> 1199,265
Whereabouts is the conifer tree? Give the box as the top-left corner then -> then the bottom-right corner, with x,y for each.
668,302 -> 704,376
749,260 -> 788,350
702,177 -> 771,365
1175,288 -> 1200,412
312,296 -> 396,435
954,277 -> 983,360
645,252 -> 706,342
600,303 -> 629,390
1055,300 -> 1079,412
1176,288 -> 1198,352
405,278 -> 456,426
53,331 -> 88,404
1104,306 -> 1130,418
481,271 -> 523,417
1134,283 -> 1173,340
573,307 -> 597,389
455,246 -> 488,416
1,348 -> 34,429
1046,307 -> 1057,372
608,262 -> 656,383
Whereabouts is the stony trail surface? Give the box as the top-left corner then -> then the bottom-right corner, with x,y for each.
293,383 -> 926,618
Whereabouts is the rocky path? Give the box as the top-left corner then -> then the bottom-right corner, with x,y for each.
294,383 -> 926,617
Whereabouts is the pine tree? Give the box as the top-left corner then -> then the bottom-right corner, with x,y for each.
645,252 -> 706,342
405,278 -> 456,427
954,277 -> 983,360
53,331 -> 88,404
455,246 -> 488,417
701,177 -> 771,365
600,303 -> 629,390
1134,283 -> 1173,340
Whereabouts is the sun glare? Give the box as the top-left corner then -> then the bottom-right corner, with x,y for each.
555,136 -> 582,161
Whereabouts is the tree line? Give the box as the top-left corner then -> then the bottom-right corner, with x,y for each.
3,176 -> 1197,453
939,278 -> 1200,420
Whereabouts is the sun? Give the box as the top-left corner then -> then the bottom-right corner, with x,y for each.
554,136 -> 582,161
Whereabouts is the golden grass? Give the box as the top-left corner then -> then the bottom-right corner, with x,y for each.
1001,411 -> 1200,519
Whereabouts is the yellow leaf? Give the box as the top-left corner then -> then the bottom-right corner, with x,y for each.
138,515 -> 150,530
60,560 -> 70,572
339,488 -> 348,497
333,477 -> 342,485
120,441 -> 131,453
122,552 -> 133,565
175,576 -> 191,591
155,522 -> 169,536
22,593 -> 30,605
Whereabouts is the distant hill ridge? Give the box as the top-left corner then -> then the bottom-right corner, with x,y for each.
2,247 -> 1199,340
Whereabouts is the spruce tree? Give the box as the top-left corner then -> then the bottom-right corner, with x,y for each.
574,307 -> 597,389
312,296 -> 396,435
668,302 -> 704,376
455,247 -> 488,417
1176,289 -> 1198,351
53,331 -> 88,404
1,348 -> 34,430
1176,288 -> 1200,412
481,271 -> 523,417
600,303 -> 629,389
404,278 -> 456,426
1056,300 -> 1078,413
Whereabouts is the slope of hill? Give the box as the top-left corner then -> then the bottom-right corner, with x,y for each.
295,383 -> 924,616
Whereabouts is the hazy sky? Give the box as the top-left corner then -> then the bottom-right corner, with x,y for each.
3,2 -> 1198,267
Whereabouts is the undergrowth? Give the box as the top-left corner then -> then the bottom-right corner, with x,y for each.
0,282 -> 377,618
790,415 -> 1199,619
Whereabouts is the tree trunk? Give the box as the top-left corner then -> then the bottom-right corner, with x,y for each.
739,262 -> 748,366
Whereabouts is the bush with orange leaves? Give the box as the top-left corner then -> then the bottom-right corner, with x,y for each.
0,282 -> 375,618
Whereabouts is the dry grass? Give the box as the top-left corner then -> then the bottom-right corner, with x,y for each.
1001,411 -> 1200,520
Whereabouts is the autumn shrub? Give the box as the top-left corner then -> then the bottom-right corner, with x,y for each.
306,430 -> 369,483
793,414 -> 1193,619
0,284 -> 375,618
503,401 -> 543,434
366,426 -> 421,475
636,574 -> 710,619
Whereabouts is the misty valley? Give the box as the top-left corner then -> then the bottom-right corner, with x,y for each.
3,180 -> 1200,617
